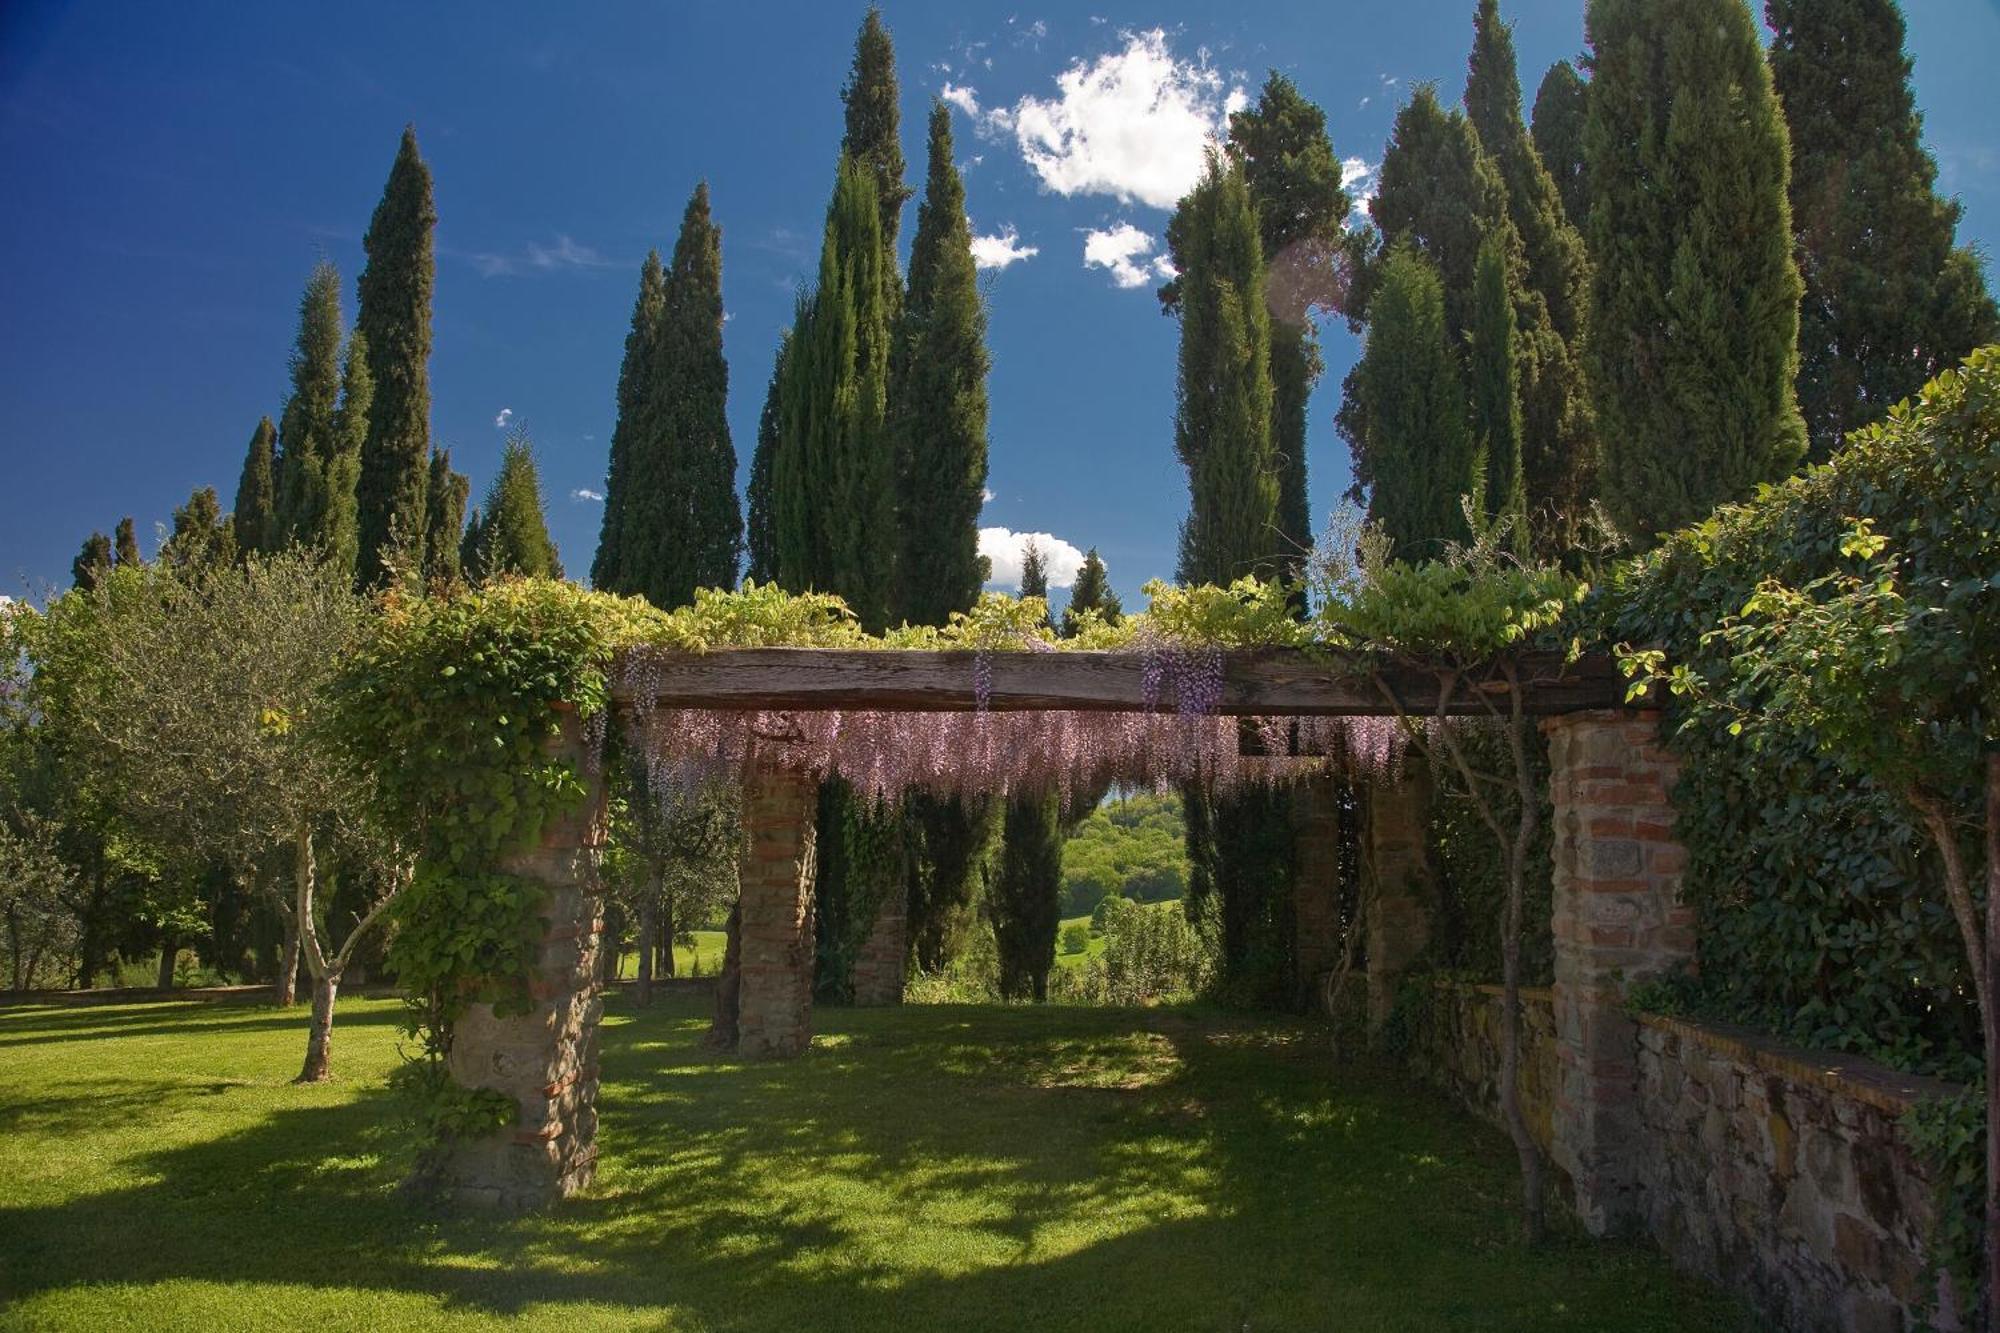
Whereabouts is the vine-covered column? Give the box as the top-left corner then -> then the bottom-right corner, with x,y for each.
1365,764 -> 1433,1031
441,712 -> 608,1209
851,886 -> 907,1006
1292,772 -> 1345,1004
736,761 -> 819,1056
1544,708 -> 1694,1236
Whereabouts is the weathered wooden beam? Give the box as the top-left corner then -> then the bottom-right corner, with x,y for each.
612,648 -> 1630,716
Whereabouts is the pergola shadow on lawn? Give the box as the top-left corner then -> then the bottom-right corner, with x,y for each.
445,645 -> 1695,1249
0,995 -> 1752,1331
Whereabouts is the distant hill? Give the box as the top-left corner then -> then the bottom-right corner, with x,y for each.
1061,789 -> 1188,918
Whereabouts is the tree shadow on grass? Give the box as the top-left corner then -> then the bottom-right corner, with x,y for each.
0,998 -> 1749,1332
0,1000 -> 403,1049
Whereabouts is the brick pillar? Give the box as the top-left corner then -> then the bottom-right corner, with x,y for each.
441,712 -> 606,1210
851,877 -> 908,1006
1365,763 -> 1433,1031
736,762 -> 818,1057
1292,773 -> 1344,1001
1544,709 -> 1694,1236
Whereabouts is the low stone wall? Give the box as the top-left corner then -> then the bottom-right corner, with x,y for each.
1402,981 -> 1558,1160
1635,1015 -> 1961,1333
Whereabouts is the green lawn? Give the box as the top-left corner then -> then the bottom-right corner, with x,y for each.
0,994 -> 1749,1331
1053,913 -> 1104,970
611,928 -> 729,980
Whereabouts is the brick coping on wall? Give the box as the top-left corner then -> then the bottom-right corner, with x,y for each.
1419,976 -> 1964,1116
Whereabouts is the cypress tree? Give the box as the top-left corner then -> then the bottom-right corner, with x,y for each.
1467,236 -> 1526,528
1224,74 -> 1350,590
1356,245 -> 1479,557
993,790 -> 1063,1002
275,263 -> 345,551
423,448 -> 469,583
72,533 -> 113,591
1767,0 -> 1999,461
1531,61 -> 1591,227
464,437 -> 562,582
1168,152 -> 1278,586
323,330 -> 371,579
592,251 -> 667,592
355,124 -> 438,586
113,517 -> 140,567
162,487 -> 237,574
744,333 -> 788,586
636,183 -> 740,608
1464,0 -> 1596,525
1061,548 -> 1122,637
775,157 -> 896,631
1583,0 -> 1807,540
893,103 -> 990,628
459,507 -> 484,580
232,417 -> 278,558
841,8 -> 910,280
1018,538 -> 1049,602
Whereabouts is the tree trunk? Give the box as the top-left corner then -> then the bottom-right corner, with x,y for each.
1984,752 -> 1998,1333
635,897 -> 657,1008
1032,967 -> 1048,1004
704,901 -> 742,1050
276,904 -> 301,1007
660,896 -> 676,978
156,934 -> 177,990
298,971 -> 339,1083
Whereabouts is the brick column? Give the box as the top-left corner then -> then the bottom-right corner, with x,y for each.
735,762 -> 819,1057
1544,709 -> 1694,1236
1365,764 -> 1433,1031
851,877 -> 908,1006
1292,772 -> 1344,1003
441,712 -> 607,1210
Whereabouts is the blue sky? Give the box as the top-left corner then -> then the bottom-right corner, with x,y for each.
3,0 -> 1997,607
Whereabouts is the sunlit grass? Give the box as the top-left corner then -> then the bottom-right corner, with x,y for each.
0,993 -> 1749,1331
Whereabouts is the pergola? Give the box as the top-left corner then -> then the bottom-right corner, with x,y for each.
438,647 -> 1690,1241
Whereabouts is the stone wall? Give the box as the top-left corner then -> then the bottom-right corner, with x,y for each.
851,885 -> 907,1007
1402,981 -> 1559,1161
1635,1015 -> 1962,1333
735,763 -> 818,1058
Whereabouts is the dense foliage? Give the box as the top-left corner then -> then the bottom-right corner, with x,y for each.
1060,791 -> 1187,918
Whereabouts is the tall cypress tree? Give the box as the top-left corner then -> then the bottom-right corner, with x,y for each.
323,330 -> 371,579
1223,74 -> 1350,590
1467,236 -> 1525,528
842,8 -> 910,282
113,517 -> 140,568
1061,548 -> 1122,637
275,263 -> 345,551
744,333 -> 788,587
1356,245 -> 1479,557
1531,61 -> 1590,227
775,157 -> 896,631
592,251 -> 667,592
894,103 -> 990,628
1767,0 -> 1999,461
1583,0 -> 1806,540
162,487 -> 237,574
993,790 -> 1063,1002
72,533 -> 113,591
232,417 -> 278,558
422,448 -> 469,583
354,125 -> 438,586
1168,152 -> 1278,586
1464,0 -> 1596,525
464,437 -> 562,582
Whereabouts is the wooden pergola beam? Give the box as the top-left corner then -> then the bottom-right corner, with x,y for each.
612,647 -> 1630,716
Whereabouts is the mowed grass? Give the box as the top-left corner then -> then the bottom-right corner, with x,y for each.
0,994 -> 1750,1332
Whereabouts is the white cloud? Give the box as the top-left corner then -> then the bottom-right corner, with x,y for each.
1082,222 -> 1174,289
940,82 -> 982,117
981,487 -> 996,504
979,527 -> 1087,589
996,29 -> 1242,210
571,488 -> 604,503
1341,157 -> 1378,223
970,225 -> 1039,270
494,407 -> 514,429
467,234 -> 612,278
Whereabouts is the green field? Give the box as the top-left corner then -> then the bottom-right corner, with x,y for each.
610,928 -> 729,980
0,994 -> 1748,1331
1053,914 -> 1105,970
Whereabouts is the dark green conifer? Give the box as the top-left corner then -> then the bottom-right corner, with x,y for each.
355,125 -> 438,586
323,331 -> 371,578
72,533 -> 113,591
464,437 -> 562,582
1531,61 -> 1590,226
275,263 -> 345,551
592,251 -> 667,592
993,790 -> 1064,1002
232,417 -> 278,558
842,9 -> 910,275
1467,236 -> 1525,527
1583,0 -> 1806,540
1061,548 -> 1122,637
1767,0 -> 1999,460
1355,245 -> 1479,557
744,334 -> 788,586
1167,152 -> 1278,586
161,487 -> 237,574
893,104 -> 990,628
113,518 -> 140,567
423,448 -> 469,583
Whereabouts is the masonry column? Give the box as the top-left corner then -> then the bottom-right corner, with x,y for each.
442,710 -> 607,1210
1365,763 -> 1433,1031
1544,709 -> 1694,1236
735,761 -> 819,1057
851,878 -> 908,1006
1292,772 -> 1344,1008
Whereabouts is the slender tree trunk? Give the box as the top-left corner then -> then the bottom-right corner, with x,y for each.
1032,967 -> 1048,1004
705,900 -> 742,1050
276,902 -> 301,1007
292,822 -> 337,1084
1984,752 -> 1998,1333
635,897 -> 657,1008
156,933 -> 177,990
299,971 -> 339,1083
660,896 -> 676,978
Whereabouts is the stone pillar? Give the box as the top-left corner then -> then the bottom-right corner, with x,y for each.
735,762 -> 819,1057
1292,772 -> 1344,1002
441,713 -> 607,1210
851,878 -> 908,1006
1544,709 -> 1694,1236
1365,763 -> 1433,1031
